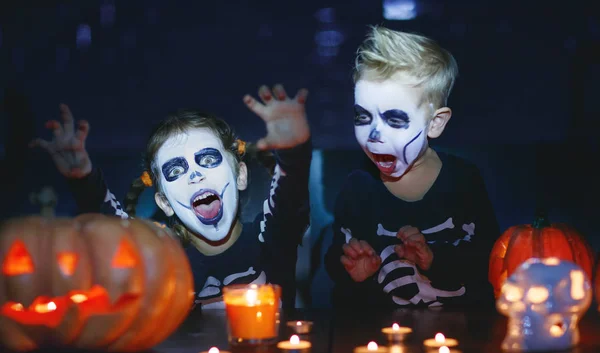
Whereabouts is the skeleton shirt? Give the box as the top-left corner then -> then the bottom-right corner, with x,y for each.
325,151 -> 499,309
67,140 -> 312,309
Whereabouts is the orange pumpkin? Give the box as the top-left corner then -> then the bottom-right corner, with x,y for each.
0,214 -> 194,352
488,212 -> 595,298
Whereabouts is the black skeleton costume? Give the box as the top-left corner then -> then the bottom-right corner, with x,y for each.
67,140 -> 312,309
325,151 -> 499,309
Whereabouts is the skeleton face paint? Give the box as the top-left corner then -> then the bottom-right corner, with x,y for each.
354,78 -> 431,178
156,128 -> 238,242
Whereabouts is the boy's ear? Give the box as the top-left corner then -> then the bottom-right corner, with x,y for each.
427,107 -> 452,139
237,162 -> 248,191
155,192 -> 174,216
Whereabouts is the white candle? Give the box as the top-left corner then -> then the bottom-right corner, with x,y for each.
354,341 -> 388,353
277,335 -> 311,352
287,320 -> 314,334
381,323 -> 412,342
423,333 -> 458,348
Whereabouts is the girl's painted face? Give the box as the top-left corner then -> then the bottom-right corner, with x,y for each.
354,78 -> 432,178
155,128 -> 238,242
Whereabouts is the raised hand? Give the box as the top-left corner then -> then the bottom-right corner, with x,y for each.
395,225 -> 433,270
29,104 -> 92,178
242,84 -> 310,150
341,238 -> 382,282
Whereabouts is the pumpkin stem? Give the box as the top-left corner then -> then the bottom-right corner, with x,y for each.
533,209 -> 550,228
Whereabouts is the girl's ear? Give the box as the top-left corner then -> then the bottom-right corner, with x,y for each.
237,162 -> 248,191
155,192 -> 174,216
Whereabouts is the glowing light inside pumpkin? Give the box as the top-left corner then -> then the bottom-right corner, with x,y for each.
2,240 -> 35,275
10,303 -> 24,311
70,294 -> 88,303
57,252 -> 78,276
570,270 -> 585,300
111,239 -> 138,268
526,286 -> 549,304
367,341 -> 378,350
34,301 -> 57,313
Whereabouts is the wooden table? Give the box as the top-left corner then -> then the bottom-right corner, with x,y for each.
7,307 -> 600,353
152,306 -> 600,353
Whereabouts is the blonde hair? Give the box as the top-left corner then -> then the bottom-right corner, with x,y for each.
353,25 -> 458,109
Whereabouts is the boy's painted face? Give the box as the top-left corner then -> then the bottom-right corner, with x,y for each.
354,77 -> 431,178
155,128 -> 238,242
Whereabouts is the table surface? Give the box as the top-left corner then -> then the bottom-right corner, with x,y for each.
7,307 -> 600,353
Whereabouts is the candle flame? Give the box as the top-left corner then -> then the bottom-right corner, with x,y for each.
367,341 -> 378,351
392,323 -> 400,331
208,348 -> 219,353
245,289 -> 257,305
435,333 -> 445,343
439,346 -> 450,353
297,321 -> 302,326
290,335 -> 300,345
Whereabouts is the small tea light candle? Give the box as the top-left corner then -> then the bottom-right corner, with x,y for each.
287,320 -> 314,334
381,323 -> 412,342
201,347 -> 231,353
277,335 -> 311,353
354,341 -> 388,353
436,346 -> 462,353
423,333 -> 459,348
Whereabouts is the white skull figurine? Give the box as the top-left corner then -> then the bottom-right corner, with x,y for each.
497,257 -> 591,352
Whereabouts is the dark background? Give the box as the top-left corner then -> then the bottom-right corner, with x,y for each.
1,0 -> 599,308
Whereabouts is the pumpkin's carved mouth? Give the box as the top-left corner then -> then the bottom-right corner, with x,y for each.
1,285 -> 140,328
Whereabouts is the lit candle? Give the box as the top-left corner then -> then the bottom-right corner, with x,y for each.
277,335 -> 312,353
354,341 -> 388,353
389,345 -> 405,353
287,320 -> 314,334
381,323 -> 412,342
423,333 -> 459,348
200,347 -> 231,353
223,284 -> 281,345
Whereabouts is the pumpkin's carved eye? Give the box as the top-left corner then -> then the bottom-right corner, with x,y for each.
57,252 -> 78,276
2,240 -> 35,276
111,239 -> 138,268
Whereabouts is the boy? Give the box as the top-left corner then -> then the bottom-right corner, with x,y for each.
324,26 -> 499,309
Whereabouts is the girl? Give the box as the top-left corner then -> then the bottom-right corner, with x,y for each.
32,84 -> 312,309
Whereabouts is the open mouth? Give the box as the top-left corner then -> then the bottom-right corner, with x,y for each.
371,153 -> 397,174
190,189 -> 223,225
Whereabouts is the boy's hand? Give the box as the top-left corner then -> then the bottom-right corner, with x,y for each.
394,225 -> 433,270
243,84 -> 310,151
341,238 -> 382,282
29,104 -> 92,178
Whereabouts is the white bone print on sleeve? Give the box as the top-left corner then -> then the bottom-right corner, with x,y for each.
103,189 -> 129,219
377,244 -> 465,306
258,165 -> 286,243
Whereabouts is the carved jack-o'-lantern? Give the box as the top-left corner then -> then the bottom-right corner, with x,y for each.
489,212 -> 595,299
0,214 -> 194,352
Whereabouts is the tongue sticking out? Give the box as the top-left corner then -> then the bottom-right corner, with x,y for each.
372,154 -> 397,173
194,197 -> 221,220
